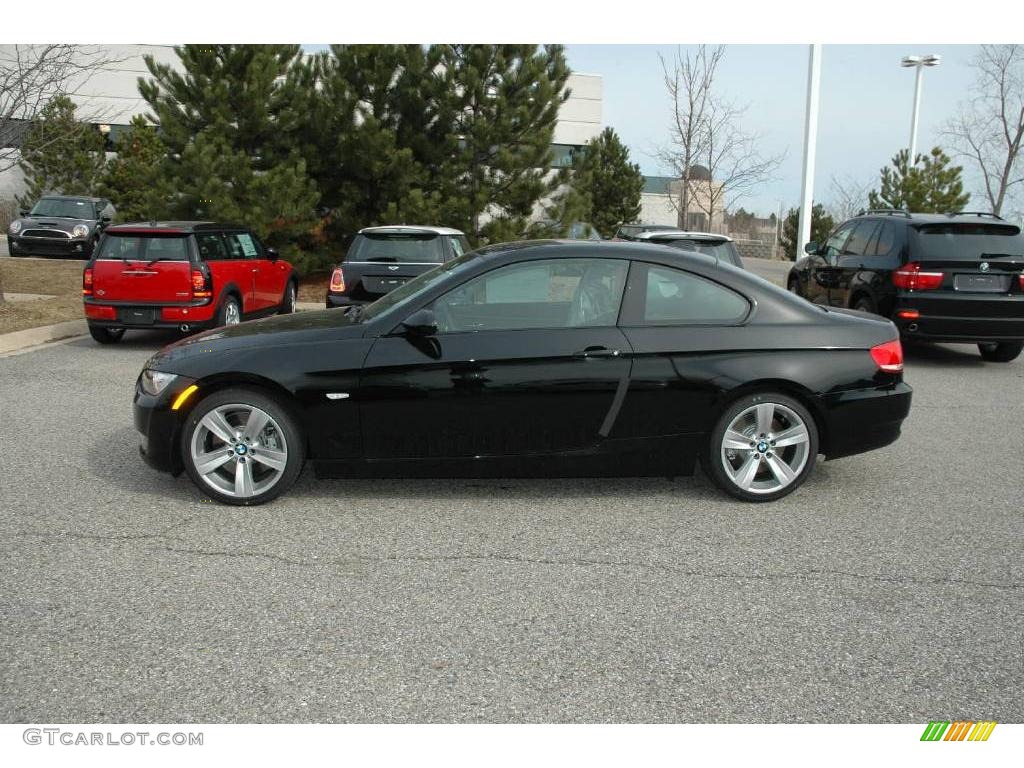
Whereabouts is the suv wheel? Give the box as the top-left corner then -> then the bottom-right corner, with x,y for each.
978,341 -> 1023,363
88,324 -> 125,344
217,296 -> 241,326
180,387 -> 305,505
787,276 -> 802,297
853,296 -> 876,314
705,392 -> 819,502
279,281 -> 297,315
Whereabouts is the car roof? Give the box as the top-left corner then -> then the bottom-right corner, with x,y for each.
474,238 -> 726,269
38,195 -> 104,203
359,225 -> 464,236
634,229 -> 733,242
853,210 -> 1011,225
107,221 -> 249,233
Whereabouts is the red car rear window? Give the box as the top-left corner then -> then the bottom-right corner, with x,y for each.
98,233 -> 191,262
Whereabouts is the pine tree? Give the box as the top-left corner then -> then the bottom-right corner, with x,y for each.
17,95 -> 105,207
781,204 -> 835,261
139,45 -> 319,251
96,116 -> 173,222
433,45 -> 571,243
868,147 -> 970,213
553,127 -> 643,238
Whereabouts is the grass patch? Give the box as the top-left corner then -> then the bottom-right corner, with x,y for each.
298,271 -> 330,303
0,295 -> 82,335
0,257 -> 85,334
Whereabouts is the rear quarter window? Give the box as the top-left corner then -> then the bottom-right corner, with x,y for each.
633,263 -> 750,325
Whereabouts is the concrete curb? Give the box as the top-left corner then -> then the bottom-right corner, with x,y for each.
0,319 -> 88,356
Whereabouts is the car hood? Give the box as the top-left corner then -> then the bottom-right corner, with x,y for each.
15,216 -> 97,232
146,308 -> 365,371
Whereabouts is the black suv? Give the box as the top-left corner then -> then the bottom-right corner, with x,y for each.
788,210 -> 1024,362
7,195 -> 115,259
326,225 -> 470,308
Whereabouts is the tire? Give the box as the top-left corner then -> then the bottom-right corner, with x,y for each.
705,391 -> 819,503
978,341 -> 1023,363
787,276 -> 802,297
279,280 -> 297,315
88,323 -> 125,344
180,387 -> 305,505
852,295 -> 876,315
216,295 -> 242,327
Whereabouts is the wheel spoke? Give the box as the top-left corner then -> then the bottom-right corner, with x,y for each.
251,448 -> 286,472
723,429 -> 752,451
194,450 -> 233,476
733,454 -> 760,490
755,403 -> 774,435
773,424 -> 809,448
244,408 -> 270,441
234,459 -> 255,497
765,454 -> 797,486
201,410 -> 236,445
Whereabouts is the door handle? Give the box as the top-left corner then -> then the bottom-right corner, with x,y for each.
574,346 -> 621,359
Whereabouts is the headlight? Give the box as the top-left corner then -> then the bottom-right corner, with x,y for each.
140,369 -> 177,396
8,220 -> 21,234
72,224 -> 90,238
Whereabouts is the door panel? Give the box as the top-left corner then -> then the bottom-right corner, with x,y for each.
833,221 -> 879,306
198,232 -> 255,313
808,223 -> 854,304
358,328 -> 632,460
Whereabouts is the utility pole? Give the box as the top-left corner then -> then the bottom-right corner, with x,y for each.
797,44 -> 822,257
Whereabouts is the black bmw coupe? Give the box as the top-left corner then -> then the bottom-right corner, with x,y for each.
134,240 -> 913,505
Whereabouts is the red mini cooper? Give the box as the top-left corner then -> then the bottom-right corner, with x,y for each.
82,222 -> 298,344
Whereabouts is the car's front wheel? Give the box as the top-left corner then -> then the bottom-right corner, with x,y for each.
787,276 -> 802,297
88,324 -> 124,344
978,341 -> 1023,363
706,392 -> 819,502
180,387 -> 305,505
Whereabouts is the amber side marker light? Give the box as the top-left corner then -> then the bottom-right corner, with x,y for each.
171,384 -> 199,411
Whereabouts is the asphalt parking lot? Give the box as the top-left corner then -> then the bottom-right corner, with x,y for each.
1,323 -> 1023,723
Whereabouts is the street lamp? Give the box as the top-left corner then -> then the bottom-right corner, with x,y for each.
901,54 -> 941,162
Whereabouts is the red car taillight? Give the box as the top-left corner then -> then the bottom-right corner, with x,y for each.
329,267 -> 346,293
191,269 -> 212,300
892,262 -> 943,290
82,267 -> 93,296
870,339 -> 904,373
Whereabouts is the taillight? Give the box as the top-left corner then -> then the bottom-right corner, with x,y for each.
82,267 -> 93,296
892,262 -> 943,290
870,339 -> 904,373
1019,273 -> 1024,291
329,267 -> 346,293
191,269 -> 212,300
896,309 -> 919,320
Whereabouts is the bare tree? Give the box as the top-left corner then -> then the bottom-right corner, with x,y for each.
658,45 -> 782,232
0,45 -> 122,175
827,173 -> 873,221
942,45 -> 1024,216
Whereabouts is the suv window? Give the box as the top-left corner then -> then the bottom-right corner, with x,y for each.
822,223 -> 854,259
348,232 -> 445,264
868,222 -> 898,257
637,264 -> 749,325
910,223 -> 1024,260
432,258 -> 629,332
841,221 -> 878,257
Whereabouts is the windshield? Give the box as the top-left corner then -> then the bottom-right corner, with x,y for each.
664,239 -> 742,266
360,251 -> 479,323
911,223 -> 1024,260
30,198 -> 95,219
96,234 -> 191,262
347,232 -> 446,264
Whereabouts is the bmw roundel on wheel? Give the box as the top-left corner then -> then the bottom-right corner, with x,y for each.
133,239 -> 912,505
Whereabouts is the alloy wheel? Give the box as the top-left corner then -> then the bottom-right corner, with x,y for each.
189,403 -> 288,499
224,301 -> 241,325
720,402 -> 811,495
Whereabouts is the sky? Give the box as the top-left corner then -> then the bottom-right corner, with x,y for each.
565,44 -> 983,217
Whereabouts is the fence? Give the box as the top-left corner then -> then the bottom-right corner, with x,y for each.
732,238 -> 784,261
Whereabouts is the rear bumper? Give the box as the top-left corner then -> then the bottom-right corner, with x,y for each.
820,381 -> 913,460
8,235 -> 94,258
326,292 -> 373,309
893,294 -> 1024,343
84,300 -> 217,330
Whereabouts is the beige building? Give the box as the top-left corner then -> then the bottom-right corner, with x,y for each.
639,166 -> 726,233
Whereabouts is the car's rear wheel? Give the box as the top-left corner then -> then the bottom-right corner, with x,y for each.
852,295 -> 876,314
787,276 -> 802,297
180,387 -> 304,505
978,341 -> 1023,363
217,296 -> 241,327
706,392 -> 819,502
279,281 -> 297,315
88,324 -> 124,344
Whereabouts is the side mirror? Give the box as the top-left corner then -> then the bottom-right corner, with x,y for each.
400,308 -> 437,337
101,214 -> 112,224
803,241 -> 819,255
266,247 -> 279,262
20,209 -> 29,217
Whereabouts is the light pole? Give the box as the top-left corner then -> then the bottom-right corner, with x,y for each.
901,54 -> 941,162
797,44 -> 821,258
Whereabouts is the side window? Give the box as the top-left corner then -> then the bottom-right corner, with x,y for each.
822,224 -> 854,259
195,233 -> 228,262
449,236 -> 465,259
870,222 -> 898,257
637,264 -> 750,325
222,232 -> 250,260
432,258 -> 629,333
841,221 -> 879,257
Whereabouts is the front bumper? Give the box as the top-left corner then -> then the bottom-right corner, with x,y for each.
8,235 -> 93,258
820,381 -> 913,460
133,375 -> 197,474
